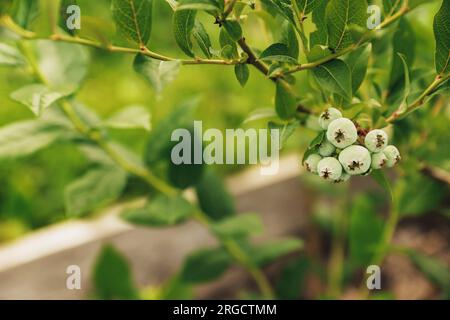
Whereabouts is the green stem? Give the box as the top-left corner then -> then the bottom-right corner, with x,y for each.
386,74 -> 450,123
285,46 -> 356,74
359,197 -> 399,299
326,192 -> 348,298
291,0 -> 309,54
0,15 -> 237,66
194,210 -> 275,299
17,42 -> 48,84
222,0 -> 238,19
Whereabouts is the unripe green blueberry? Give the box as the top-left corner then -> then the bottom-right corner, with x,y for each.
317,157 -> 342,181
318,140 -> 336,157
371,152 -> 388,169
326,118 -> 358,148
365,129 -> 389,152
334,173 -> 350,183
318,107 -> 342,130
383,145 -> 401,167
338,145 -> 371,175
304,154 -> 322,173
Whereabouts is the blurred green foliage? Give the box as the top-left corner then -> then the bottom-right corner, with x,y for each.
0,0 -> 281,238
0,0 -> 447,301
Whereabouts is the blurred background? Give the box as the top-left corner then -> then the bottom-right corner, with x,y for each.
0,0 -> 448,300
0,0 -> 280,238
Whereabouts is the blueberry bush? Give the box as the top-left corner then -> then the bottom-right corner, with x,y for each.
0,0 -> 449,299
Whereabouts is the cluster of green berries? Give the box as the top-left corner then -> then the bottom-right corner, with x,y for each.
304,107 -> 401,183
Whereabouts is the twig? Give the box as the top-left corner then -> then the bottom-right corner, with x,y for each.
421,165 -> 450,185
386,74 -> 450,123
0,15 -> 237,66
222,0 -> 238,19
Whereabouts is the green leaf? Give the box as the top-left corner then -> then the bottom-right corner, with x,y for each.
79,142 -> 143,168
222,20 -> 242,42
195,169 -> 235,221
11,84 -> 75,116
0,119 -> 63,160
268,120 -> 299,148
247,238 -> 303,267
296,0 -> 324,14
243,108 -> 277,124
64,166 -> 127,217
310,0 -> 327,47
279,21 -> 299,59
211,213 -> 263,238
433,0 -> 450,75
312,59 -> 352,100
406,250 -> 450,293
389,18 -> 416,89
260,0 -> 296,26
122,193 -> 194,226
349,195 -> 385,266
78,144 -> 115,165
111,0 -> 153,46
144,99 -> 197,165
397,174 -> 445,216
159,276 -> 193,299
309,130 -> 325,149
410,0 -> 434,9
0,0 -> 13,16
326,0 -> 367,52
307,44 -> 332,62
177,0 -> 221,11
103,105 -> 151,131
276,257 -> 310,299
35,40 -> 89,87
234,63 -> 249,87
383,0 -> 402,16
11,0 -> 39,28
164,0 -> 178,10
133,54 -> 181,95
93,245 -> 138,299
396,53 -> 411,113
302,130 -> 325,163
71,101 -> 102,128
219,28 -> 238,59
0,43 -> 25,66
275,81 -> 297,120
179,247 -> 232,283
168,126 -> 204,189
192,21 -> 212,58
172,9 -> 196,57
344,43 -> 371,93
260,43 -> 298,64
